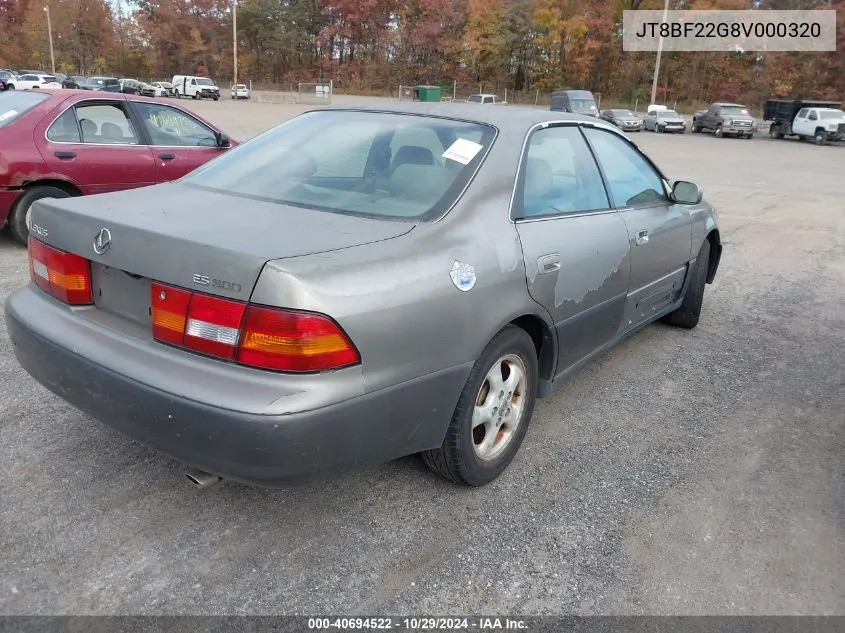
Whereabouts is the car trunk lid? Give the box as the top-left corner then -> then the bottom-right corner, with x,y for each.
29,182 -> 414,325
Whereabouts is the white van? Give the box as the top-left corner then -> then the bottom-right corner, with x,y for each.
171,75 -> 220,101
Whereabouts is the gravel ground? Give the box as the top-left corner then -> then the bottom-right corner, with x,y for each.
0,96 -> 843,616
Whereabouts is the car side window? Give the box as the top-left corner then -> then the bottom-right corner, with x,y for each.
46,108 -> 82,143
808,110 -> 818,120
797,108 -> 808,118
133,102 -> 217,147
582,127 -> 666,208
467,95 -> 481,103
517,125 -> 610,218
74,103 -> 140,145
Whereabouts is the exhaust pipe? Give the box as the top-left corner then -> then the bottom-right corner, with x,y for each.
186,468 -> 223,489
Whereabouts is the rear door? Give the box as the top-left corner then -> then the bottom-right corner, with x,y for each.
37,97 -> 157,194
581,126 -> 692,331
128,100 -> 225,182
513,123 -> 631,372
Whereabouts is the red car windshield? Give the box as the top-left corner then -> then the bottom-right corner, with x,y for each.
0,91 -> 51,128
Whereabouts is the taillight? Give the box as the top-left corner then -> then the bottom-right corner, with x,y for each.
28,236 -> 92,305
184,294 -> 246,359
149,283 -> 359,373
151,283 -> 191,345
237,305 -> 360,372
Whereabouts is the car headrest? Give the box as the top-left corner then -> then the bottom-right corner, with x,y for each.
100,121 -> 123,141
79,118 -> 97,140
391,145 -> 435,171
387,164 -> 454,203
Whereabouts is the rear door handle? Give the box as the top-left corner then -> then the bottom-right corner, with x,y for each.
54,151 -> 76,159
636,230 -> 649,246
537,253 -> 561,274
158,153 -> 176,161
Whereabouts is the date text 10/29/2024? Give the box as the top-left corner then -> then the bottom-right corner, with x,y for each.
308,618 -> 528,631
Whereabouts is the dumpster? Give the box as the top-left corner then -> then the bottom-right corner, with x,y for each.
414,85 -> 442,102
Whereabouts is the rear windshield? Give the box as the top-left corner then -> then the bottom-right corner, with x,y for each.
0,90 -> 50,128
183,110 -> 497,221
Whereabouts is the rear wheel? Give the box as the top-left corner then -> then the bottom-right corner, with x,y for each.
422,326 -> 538,486
664,238 -> 711,329
7,185 -> 70,246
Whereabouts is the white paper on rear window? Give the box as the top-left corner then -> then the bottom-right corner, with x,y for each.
442,138 -> 483,165
0,109 -> 18,122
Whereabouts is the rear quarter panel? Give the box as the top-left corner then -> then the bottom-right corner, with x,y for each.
0,92 -> 73,222
250,126 -> 553,395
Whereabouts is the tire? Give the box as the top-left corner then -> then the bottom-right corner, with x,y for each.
693,124 -> 701,133
422,326 -> 538,486
213,96 -> 219,101
7,84 -> 14,90
746,134 -> 753,140
814,129 -> 826,145
664,238 -> 711,329
7,185 -> 70,245
714,124 -> 723,138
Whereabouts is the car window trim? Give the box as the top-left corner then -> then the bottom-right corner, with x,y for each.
43,97 -> 148,147
579,123 -> 672,210
509,121 -> 616,223
126,99 -> 218,148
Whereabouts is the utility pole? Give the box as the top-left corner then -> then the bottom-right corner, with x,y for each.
650,0 -> 670,106
44,3 -> 56,74
232,0 -> 238,90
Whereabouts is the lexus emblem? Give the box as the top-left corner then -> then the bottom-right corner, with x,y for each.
93,228 -> 112,255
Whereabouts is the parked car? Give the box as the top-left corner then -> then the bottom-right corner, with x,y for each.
599,109 -> 643,132
764,99 -> 845,145
644,108 -> 687,133
1,70 -> 16,90
692,102 -> 755,138
61,76 -> 86,89
4,104 -> 721,488
550,90 -> 598,116
171,75 -> 220,100
8,73 -> 62,90
119,78 -> 144,95
466,93 -> 503,105
79,76 -> 121,92
0,89 -> 237,244
231,84 -> 250,100
141,81 -> 173,97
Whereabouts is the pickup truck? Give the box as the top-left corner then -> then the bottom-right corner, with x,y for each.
692,102 -> 755,139
764,99 -> 845,145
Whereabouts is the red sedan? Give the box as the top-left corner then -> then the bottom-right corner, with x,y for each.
0,89 -> 237,245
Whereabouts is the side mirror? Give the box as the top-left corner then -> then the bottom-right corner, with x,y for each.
671,180 -> 702,205
215,131 -> 231,148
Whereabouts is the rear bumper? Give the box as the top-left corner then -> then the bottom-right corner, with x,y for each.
5,286 -> 470,486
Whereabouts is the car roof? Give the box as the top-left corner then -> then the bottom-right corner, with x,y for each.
714,102 -> 747,107
309,102 -> 623,132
